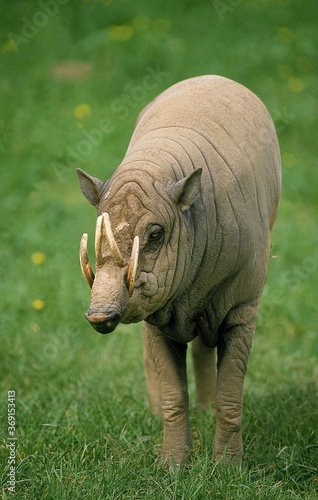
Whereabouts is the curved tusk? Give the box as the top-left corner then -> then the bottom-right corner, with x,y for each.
95,215 -> 103,265
127,235 -> 139,297
80,233 -> 95,288
103,212 -> 125,267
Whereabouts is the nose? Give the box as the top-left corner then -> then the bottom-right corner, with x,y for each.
85,308 -> 121,334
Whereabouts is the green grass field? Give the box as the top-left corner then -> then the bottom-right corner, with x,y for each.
1,0 -> 317,498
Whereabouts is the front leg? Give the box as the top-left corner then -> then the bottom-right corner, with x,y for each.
143,322 -> 192,466
143,325 -> 161,415
214,306 -> 257,462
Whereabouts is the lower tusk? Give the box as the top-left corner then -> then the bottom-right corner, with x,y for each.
103,213 -> 125,267
127,236 -> 139,297
80,233 -> 95,288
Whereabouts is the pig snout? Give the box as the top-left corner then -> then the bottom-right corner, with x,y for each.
85,307 -> 121,334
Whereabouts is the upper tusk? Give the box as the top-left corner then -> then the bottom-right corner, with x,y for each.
103,212 -> 125,267
127,235 -> 139,297
80,233 -> 95,288
95,215 -> 103,264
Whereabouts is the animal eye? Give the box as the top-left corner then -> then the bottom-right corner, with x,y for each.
148,227 -> 164,243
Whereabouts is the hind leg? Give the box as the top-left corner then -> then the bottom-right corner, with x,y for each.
191,336 -> 216,410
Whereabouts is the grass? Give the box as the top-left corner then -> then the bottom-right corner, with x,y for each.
1,0 -> 318,498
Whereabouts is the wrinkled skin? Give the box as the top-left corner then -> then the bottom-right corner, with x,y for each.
77,76 -> 281,467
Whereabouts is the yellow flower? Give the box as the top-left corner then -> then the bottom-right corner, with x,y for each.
287,77 -> 304,93
108,25 -> 135,41
32,299 -> 45,310
31,252 -> 46,265
73,104 -> 92,120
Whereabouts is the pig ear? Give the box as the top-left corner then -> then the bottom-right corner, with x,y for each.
168,168 -> 202,212
76,168 -> 105,208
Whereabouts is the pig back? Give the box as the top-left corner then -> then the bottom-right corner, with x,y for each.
129,75 -> 281,227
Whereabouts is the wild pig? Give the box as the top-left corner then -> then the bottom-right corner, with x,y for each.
77,75 -> 281,466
